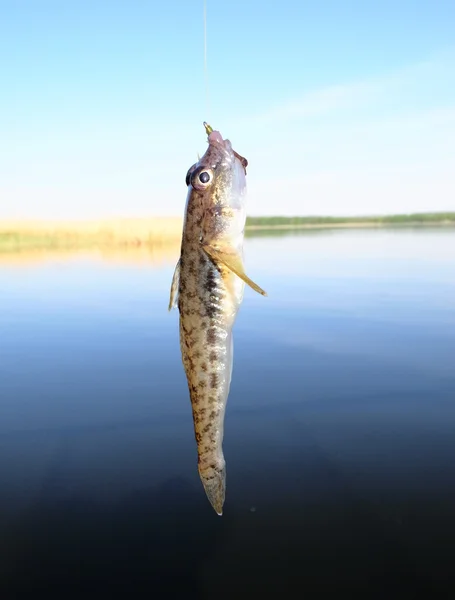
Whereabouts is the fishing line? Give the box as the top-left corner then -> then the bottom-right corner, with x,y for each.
203,0 -> 210,120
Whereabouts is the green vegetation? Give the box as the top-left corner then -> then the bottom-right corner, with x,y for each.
246,212 -> 455,227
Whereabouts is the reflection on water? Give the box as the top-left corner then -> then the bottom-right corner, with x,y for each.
1,228 -> 455,596
0,242 -> 181,268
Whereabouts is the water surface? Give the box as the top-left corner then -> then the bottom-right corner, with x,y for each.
1,228 -> 455,597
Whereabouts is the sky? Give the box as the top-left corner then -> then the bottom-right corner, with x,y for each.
1,0 -> 455,219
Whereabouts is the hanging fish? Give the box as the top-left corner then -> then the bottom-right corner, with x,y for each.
169,122 -> 266,515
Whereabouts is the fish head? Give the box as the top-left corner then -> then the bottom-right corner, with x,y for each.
184,123 -> 248,245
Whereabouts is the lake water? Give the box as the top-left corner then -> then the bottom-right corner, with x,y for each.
1,228 -> 455,597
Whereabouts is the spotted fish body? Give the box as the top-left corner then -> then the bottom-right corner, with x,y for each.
169,124 -> 266,515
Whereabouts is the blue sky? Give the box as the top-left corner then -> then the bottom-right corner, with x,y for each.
1,0 -> 454,218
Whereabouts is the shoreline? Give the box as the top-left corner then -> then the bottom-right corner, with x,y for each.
1,214 -> 454,255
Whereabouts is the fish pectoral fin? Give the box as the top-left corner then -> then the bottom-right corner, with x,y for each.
168,259 -> 180,311
202,245 -> 267,297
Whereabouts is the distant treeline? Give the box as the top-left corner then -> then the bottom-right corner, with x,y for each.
246,212 -> 455,227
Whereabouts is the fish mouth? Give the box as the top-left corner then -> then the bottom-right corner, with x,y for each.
203,122 -> 248,174
204,121 -> 225,146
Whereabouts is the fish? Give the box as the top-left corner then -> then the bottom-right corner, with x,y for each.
169,122 -> 267,515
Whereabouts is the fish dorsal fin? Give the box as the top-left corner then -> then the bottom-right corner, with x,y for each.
168,259 -> 180,310
202,244 -> 267,297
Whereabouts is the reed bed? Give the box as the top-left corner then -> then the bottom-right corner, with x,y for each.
0,217 -> 184,253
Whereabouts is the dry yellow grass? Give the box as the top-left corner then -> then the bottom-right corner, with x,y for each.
0,216 -> 183,244
0,217 -> 185,267
0,217 -> 185,265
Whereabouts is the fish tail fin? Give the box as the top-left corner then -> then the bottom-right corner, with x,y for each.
199,466 -> 226,516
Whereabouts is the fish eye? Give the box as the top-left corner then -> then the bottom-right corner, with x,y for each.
199,171 -> 211,184
191,167 -> 214,190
